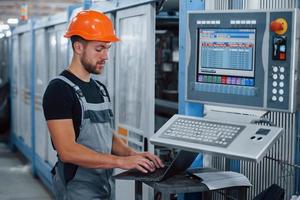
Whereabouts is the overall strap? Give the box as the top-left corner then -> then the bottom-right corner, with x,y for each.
92,79 -> 111,103
55,76 -> 83,98
53,75 -> 85,128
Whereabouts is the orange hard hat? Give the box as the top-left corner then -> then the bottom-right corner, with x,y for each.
64,10 -> 120,42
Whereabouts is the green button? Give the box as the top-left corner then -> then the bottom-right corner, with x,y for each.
212,76 -> 217,83
207,76 -> 212,82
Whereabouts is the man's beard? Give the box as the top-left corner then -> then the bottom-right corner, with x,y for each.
80,53 -> 103,75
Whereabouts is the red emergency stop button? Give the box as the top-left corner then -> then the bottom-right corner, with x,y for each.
270,18 -> 288,35
270,21 -> 283,32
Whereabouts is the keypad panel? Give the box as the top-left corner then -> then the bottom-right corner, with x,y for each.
160,117 -> 245,148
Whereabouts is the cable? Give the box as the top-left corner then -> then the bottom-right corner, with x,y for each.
250,117 -> 276,126
156,0 -> 167,14
265,156 -> 300,169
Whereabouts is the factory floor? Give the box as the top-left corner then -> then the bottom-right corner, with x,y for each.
0,142 -> 54,200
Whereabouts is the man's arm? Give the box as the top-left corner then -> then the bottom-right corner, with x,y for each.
47,119 -> 156,172
111,133 -> 135,156
112,133 -> 164,169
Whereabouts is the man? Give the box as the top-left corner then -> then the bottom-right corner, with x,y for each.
43,10 -> 164,200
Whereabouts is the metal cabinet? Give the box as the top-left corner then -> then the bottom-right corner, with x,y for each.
114,3 -> 156,200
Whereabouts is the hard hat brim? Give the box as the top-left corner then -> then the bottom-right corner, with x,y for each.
64,31 -> 120,42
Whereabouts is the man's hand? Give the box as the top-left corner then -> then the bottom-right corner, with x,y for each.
133,152 -> 164,169
117,153 -> 164,173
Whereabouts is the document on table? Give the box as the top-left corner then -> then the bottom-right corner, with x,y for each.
192,171 -> 252,190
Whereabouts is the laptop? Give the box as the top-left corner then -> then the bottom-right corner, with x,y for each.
113,150 -> 198,182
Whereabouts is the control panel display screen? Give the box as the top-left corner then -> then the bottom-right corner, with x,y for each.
197,29 -> 256,86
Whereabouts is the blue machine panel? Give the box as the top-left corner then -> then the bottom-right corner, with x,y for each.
186,10 -> 299,112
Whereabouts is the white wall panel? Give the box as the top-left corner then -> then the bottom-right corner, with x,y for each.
11,36 -> 20,137
19,32 -> 32,147
55,23 -> 68,73
45,26 -> 59,167
34,29 -> 48,161
0,38 -> 9,84
115,3 -> 155,200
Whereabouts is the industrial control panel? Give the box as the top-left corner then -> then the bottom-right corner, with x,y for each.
150,114 -> 283,162
186,9 -> 300,112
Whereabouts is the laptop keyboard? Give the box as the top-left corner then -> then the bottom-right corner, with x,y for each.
118,166 -> 169,182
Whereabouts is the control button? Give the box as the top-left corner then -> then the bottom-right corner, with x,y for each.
270,18 -> 288,35
272,81 -> 278,87
212,76 -> 217,83
206,21 -> 211,24
280,74 -> 285,80
237,78 -> 242,85
216,20 -> 221,24
241,78 -> 246,85
251,20 -> 256,24
236,20 -> 241,24
272,88 -> 277,94
273,66 -> 278,72
246,20 -> 251,24
273,74 -> 278,80
272,96 -> 277,101
270,20 -> 284,32
280,67 -> 285,73
231,77 -> 236,85
227,77 -> 232,84
211,21 -> 216,24
279,89 -> 284,95
221,76 -> 227,84
279,82 -> 284,87
249,79 -> 254,86
207,75 -> 213,82
279,96 -> 284,102
241,20 -> 246,24
279,51 -> 286,60
230,20 -> 236,25
198,75 -> 204,82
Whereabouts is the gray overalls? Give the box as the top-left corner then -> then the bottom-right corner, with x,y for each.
52,76 -> 114,200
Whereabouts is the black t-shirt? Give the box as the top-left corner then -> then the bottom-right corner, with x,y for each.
42,70 -> 110,182
43,70 -> 110,138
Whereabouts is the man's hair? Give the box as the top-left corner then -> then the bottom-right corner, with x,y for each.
70,35 -> 88,50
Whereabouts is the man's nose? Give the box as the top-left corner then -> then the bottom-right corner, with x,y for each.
101,49 -> 109,60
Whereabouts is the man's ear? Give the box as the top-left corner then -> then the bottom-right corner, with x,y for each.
73,41 -> 84,55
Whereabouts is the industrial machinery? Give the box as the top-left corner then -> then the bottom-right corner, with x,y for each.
151,8 -> 300,199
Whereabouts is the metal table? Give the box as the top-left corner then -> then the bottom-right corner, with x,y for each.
134,168 -> 249,200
